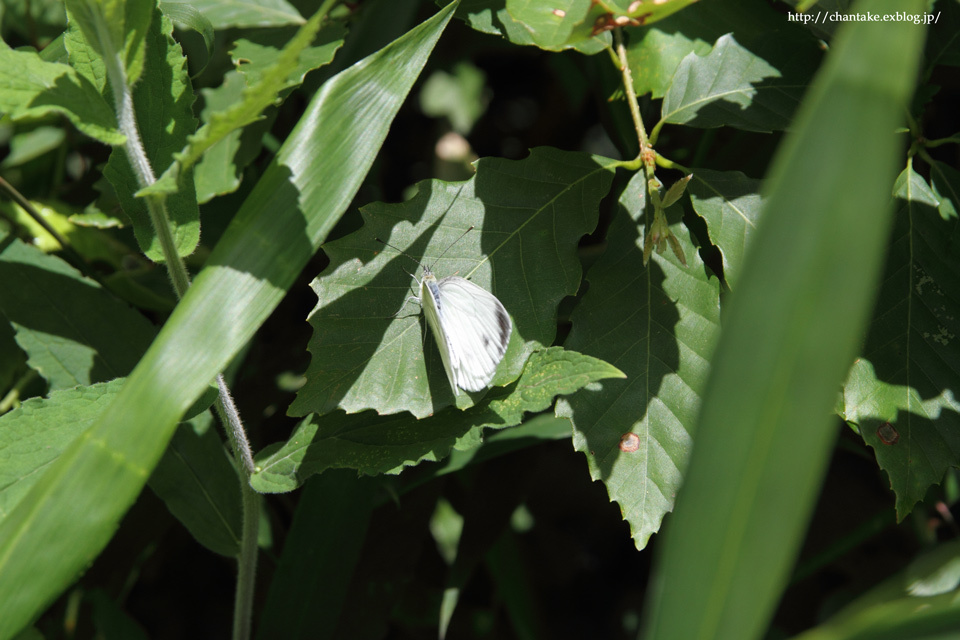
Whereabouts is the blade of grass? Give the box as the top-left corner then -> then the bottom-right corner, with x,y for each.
642,0 -> 925,638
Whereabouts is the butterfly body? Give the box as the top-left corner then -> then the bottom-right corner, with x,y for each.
417,266 -> 511,395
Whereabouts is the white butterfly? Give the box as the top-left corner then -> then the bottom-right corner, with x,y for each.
379,230 -> 512,395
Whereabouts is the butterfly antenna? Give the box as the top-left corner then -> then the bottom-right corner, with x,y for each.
375,237 -> 424,269
429,225 -> 475,270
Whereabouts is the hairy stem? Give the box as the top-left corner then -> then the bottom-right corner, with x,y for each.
92,8 -> 259,639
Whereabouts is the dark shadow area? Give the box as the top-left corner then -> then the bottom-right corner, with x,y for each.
0,233 -> 157,385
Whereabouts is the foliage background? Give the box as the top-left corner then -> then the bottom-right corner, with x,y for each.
0,0 -> 957,638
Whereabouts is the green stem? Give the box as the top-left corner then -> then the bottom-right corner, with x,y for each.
92,8 -> 260,639
613,27 -> 649,160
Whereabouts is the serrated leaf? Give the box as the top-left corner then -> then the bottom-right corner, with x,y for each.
144,6 -> 331,198
231,23 -> 346,89
101,9 -> 200,261
0,5 -> 455,634
290,147 -> 617,419
63,0 -> 152,86
0,235 -> 156,390
843,165 -> 960,518
659,32 -> 819,133
556,172 -> 720,549
0,42 -> 122,145
193,23 -> 347,202
688,169 -> 763,289
170,0 -> 304,29
254,346 -> 623,492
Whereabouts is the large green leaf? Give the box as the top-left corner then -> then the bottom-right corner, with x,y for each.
290,147 -> 617,419
556,172 -> 721,549
0,5 -> 456,637
254,347 -> 623,492
687,169 -> 764,290
643,0 -> 926,638
0,42 -> 122,145
842,164 -> 960,518
657,31 -> 819,134
0,235 -> 156,390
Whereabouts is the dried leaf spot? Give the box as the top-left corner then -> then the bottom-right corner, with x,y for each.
877,422 -> 900,445
619,433 -> 640,452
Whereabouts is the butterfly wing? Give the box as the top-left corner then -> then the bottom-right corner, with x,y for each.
420,274 -> 459,394
434,276 -> 512,393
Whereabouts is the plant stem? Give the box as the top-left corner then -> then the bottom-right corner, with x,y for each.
93,9 -> 260,639
613,27 -> 650,161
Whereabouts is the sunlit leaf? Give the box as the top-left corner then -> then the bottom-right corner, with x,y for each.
289,147 -> 617,419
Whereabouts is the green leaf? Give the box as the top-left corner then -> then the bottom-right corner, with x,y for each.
192,23 -> 347,203
504,0 -> 592,49
419,62 -> 488,134
231,23 -> 346,89
842,165 -> 960,518
449,0 -> 610,54
556,172 -> 720,549
149,413 -> 242,557
0,5 -> 456,636
0,379 -> 125,521
644,0 -> 926,637
289,147 -> 617,419
254,471 -> 375,640
159,0 -> 215,74
0,42 -> 122,145
658,31 -> 819,133
168,0 -> 304,29
625,0 -> 814,100
687,169 -> 764,289
0,235 -> 156,390
793,540 -> 960,640
101,8 -> 200,261
0,126 -> 66,168
254,347 -> 623,492
143,5 -> 335,198
63,0 -> 152,86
